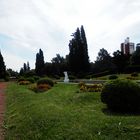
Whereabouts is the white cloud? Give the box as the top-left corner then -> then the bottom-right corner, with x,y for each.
0,0 -> 140,70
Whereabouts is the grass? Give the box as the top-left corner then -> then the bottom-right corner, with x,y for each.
94,73 -> 140,80
4,82 -> 140,140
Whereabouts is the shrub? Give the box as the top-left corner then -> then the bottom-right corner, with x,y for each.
108,75 -> 118,80
126,76 -> 136,80
26,77 -> 35,83
29,83 -> 51,93
53,75 -> 60,79
69,75 -> 76,80
131,72 -> 139,77
19,80 -> 30,85
78,82 -> 85,87
37,78 -> 54,87
4,76 -> 9,82
18,77 -> 26,82
33,76 -> 40,81
101,79 -> 140,113
79,82 -> 103,92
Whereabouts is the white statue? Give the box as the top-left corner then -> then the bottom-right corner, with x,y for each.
64,71 -> 69,83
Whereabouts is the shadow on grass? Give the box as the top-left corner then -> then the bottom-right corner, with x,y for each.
102,108 -> 140,116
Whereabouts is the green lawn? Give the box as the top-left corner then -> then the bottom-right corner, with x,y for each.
5,83 -> 140,140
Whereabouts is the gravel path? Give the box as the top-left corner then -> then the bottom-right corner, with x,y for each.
0,82 -> 7,140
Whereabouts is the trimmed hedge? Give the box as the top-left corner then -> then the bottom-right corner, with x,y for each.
108,75 -> 118,80
101,79 -> 140,113
37,78 -> 54,87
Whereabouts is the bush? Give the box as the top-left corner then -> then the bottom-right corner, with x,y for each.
33,76 -> 40,81
108,75 -> 118,80
131,72 -> 139,77
69,75 -> 76,80
79,82 -> 103,92
126,76 -> 136,80
101,79 -> 140,113
18,77 -> 26,82
26,77 -> 35,83
37,78 -> 54,87
29,83 -> 51,93
19,81 -> 30,85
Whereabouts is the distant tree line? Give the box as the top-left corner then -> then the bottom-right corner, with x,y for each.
1,25 -> 140,80
19,26 -> 140,78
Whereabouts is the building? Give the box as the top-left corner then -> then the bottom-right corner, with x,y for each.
121,37 -> 135,55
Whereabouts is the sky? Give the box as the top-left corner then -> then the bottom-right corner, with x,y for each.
0,0 -> 140,71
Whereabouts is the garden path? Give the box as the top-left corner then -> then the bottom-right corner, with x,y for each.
0,82 -> 7,140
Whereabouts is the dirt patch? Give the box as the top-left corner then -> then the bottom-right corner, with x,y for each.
0,82 -> 7,140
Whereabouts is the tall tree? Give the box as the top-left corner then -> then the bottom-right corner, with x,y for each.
68,25 -> 90,74
94,48 -> 116,73
0,51 -> 6,78
131,47 -> 140,65
27,61 -> 30,71
113,50 -> 129,73
35,49 -> 45,76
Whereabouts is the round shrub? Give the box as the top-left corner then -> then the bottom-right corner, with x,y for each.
101,79 -> 140,113
26,77 -> 35,83
33,76 -> 40,81
131,72 -> 139,77
18,77 -> 26,82
37,78 -> 54,87
108,75 -> 118,80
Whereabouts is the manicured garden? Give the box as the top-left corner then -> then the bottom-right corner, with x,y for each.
4,82 -> 140,140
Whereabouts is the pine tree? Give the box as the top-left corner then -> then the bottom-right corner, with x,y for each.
68,26 -> 90,74
27,61 -> 30,71
0,51 -> 6,78
35,49 -> 45,76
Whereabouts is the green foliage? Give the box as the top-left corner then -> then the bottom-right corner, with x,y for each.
69,75 -> 76,80
101,79 -> 140,113
131,47 -> 140,65
0,51 -> 6,78
33,76 -> 40,81
68,25 -> 90,73
37,78 -> 54,87
35,49 -> 45,76
94,48 -> 116,73
26,77 -> 35,83
108,75 -> 118,80
131,72 -> 139,77
18,77 -> 26,82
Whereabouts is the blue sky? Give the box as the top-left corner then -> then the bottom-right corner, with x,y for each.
1,0 -> 140,71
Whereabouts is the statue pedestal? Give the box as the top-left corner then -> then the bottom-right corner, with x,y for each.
64,71 -> 69,83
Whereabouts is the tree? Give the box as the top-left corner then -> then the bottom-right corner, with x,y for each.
112,50 -> 129,73
94,48 -> 116,73
0,51 -> 6,78
35,49 -> 45,76
27,61 -> 30,71
68,25 -> 90,74
131,47 -> 140,65
19,62 -> 30,76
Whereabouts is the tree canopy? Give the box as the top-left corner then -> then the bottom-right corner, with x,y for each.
68,25 -> 90,74
35,49 -> 45,76
0,51 -> 6,78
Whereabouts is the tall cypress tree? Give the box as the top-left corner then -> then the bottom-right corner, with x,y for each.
68,25 -> 90,74
0,51 -> 6,78
35,49 -> 45,76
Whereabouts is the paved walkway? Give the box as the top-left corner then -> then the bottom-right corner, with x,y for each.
0,82 -> 7,140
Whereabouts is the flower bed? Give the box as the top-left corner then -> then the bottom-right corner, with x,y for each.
79,82 -> 103,92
